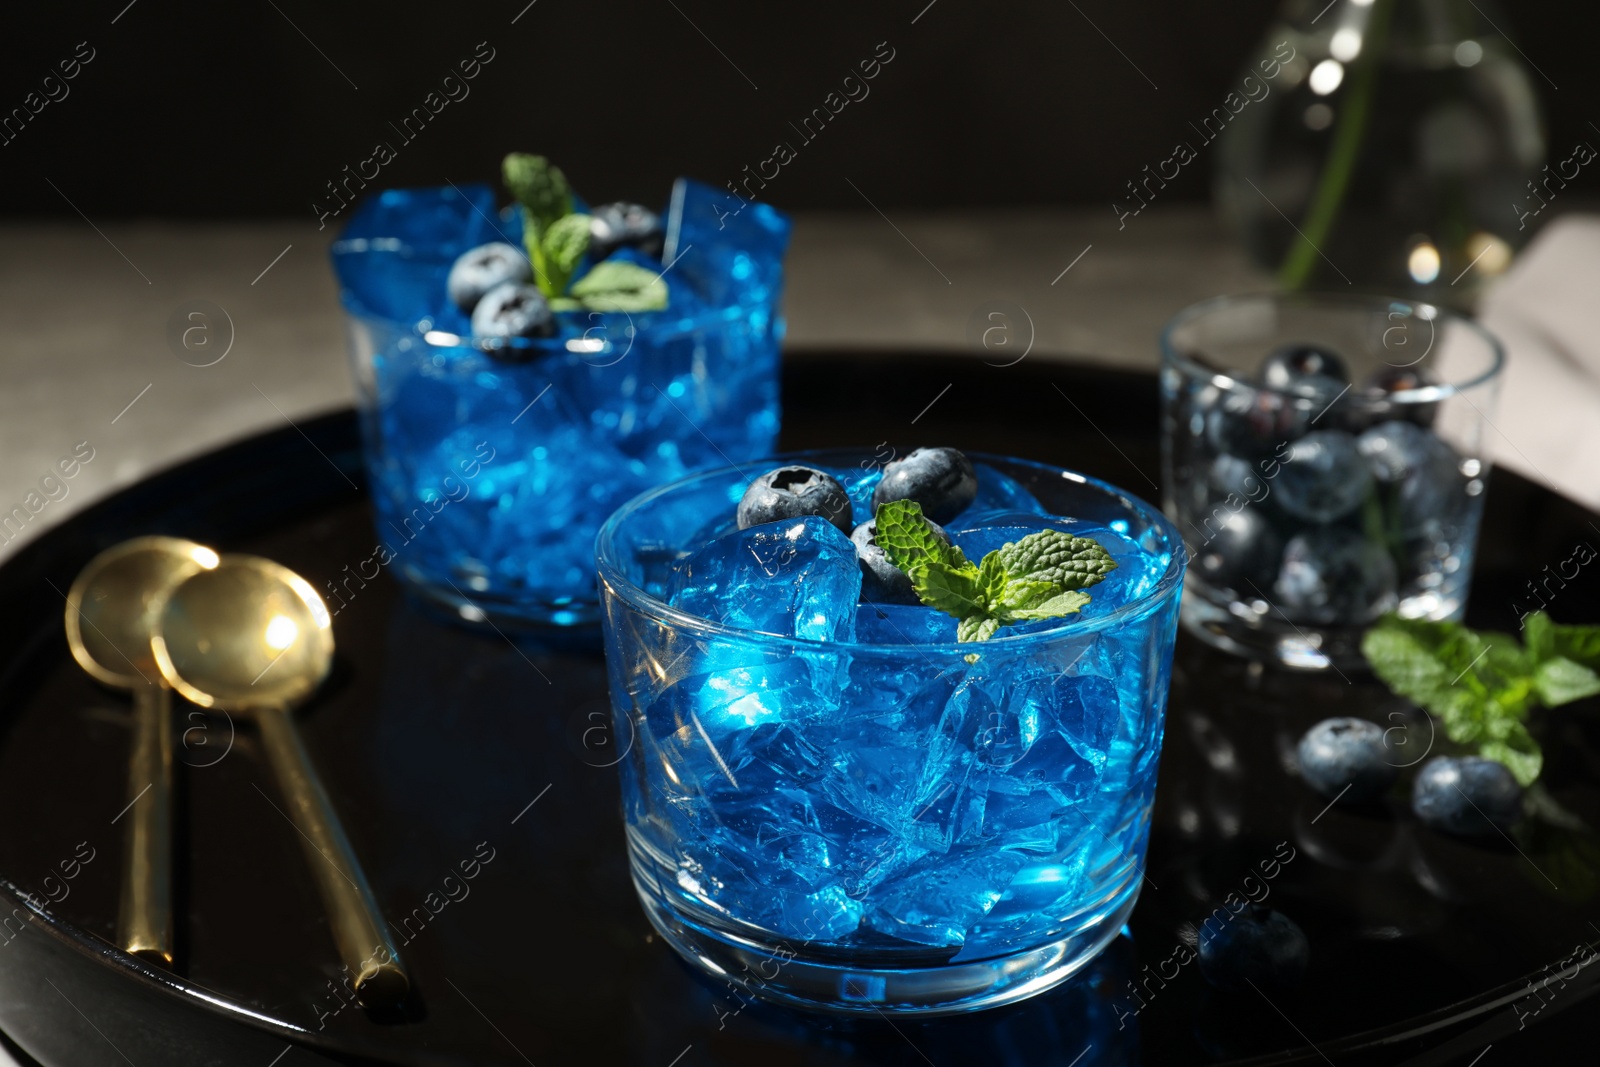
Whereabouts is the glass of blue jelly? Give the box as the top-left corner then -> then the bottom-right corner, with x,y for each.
595,451 -> 1186,1014
331,179 -> 789,627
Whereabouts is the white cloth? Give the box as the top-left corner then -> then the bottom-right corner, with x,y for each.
1478,215 -> 1600,511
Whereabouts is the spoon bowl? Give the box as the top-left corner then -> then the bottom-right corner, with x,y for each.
152,557 -> 333,711
67,537 -> 219,687
65,535 -> 219,967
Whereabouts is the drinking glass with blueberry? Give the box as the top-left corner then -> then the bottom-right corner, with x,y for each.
1161,294 -> 1505,670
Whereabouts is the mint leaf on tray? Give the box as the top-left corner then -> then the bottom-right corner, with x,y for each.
875,500 -> 1114,643
1362,612 -> 1600,786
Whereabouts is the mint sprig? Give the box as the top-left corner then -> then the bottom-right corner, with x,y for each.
1362,612 -> 1600,786
501,152 -> 668,312
875,500 -> 1115,643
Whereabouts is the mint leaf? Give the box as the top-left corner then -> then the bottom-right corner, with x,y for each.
570,260 -> 669,312
959,616 -> 1000,642
1005,589 -> 1091,620
1533,656 -> 1600,707
996,530 -> 1117,591
877,499 -> 1109,642
976,552 -> 1009,605
1526,611 -> 1600,670
917,560 -> 987,619
541,213 -> 591,295
1362,612 -> 1579,787
876,500 -> 966,575
1360,616 -> 1508,745
994,578 -> 1060,614
502,153 -> 571,231
1481,721 -> 1543,787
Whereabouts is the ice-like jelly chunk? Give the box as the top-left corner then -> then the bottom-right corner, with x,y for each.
835,464 -> 885,528
855,603 -> 959,645
959,463 -> 1048,521
332,184 -> 503,323
864,847 -> 1030,947
665,177 -> 792,310
670,517 -> 862,641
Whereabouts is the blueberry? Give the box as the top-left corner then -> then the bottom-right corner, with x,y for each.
737,466 -> 852,533
1297,717 -> 1397,802
471,282 -> 555,340
1204,387 -> 1310,460
1198,905 -> 1309,992
852,517 -> 947,604
1208,453 -> 1270,501
447,242 -> 531,312
1356,421 -> 1465,537
589,201 -> 665,259
1412,756 -> 1522,837
1275,527 -> 1397,624
1191,506 -> 1284,597
1274,430 -> 1371,522
872,448 -> 979,524
1260,343 -> 1349,392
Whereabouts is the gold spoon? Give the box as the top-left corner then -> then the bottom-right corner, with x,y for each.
149,554 -> 407,1007
64,536 -> 219,966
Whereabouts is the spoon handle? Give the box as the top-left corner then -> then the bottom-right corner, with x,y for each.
255,706 -> 408,1007
118,682 -> 174,966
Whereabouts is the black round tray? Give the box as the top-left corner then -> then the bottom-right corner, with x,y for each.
2,352 -> 1598,1067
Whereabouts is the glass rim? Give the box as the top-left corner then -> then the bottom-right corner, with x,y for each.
595,449 -> 1188,654
1159,291 -> 1507,405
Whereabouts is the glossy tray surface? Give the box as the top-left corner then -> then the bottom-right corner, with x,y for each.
1,353 -> 1597,1066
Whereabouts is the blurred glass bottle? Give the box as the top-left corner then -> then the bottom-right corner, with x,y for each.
1214,0 -> 1544,300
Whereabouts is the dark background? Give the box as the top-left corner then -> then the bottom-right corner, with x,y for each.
2,0 -> 1594,221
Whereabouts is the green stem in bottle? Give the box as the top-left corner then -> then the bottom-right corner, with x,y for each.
1277,0 -> 1396,290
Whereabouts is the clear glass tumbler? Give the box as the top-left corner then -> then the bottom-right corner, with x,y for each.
1161,293 -> 1504,670
596,452 -> 1185,1014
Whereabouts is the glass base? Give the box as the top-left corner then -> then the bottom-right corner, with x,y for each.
400,568 -> 601,630
633,872 -> 1141,1017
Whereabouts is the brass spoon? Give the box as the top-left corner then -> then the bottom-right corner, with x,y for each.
65,536 -> 219,966
149,554 -> 407,1007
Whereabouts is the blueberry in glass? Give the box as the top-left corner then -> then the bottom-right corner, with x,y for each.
1203,387 -> 1309,459
1412,756 -> 1522,836
1354,365 -> 1439,429
1275,527 -> 1398,624
737,465 -> 853,533
446,241 -> 531,311
1357,420 -> 1465,537
872,447 -> 979,523
1296,717 -> 1397,802
1191,508 -> 1284,597
469,281 -> 555,339
1259,342 -> 1349,399
589,201 -> 665,259
1272,430 -> 1372,523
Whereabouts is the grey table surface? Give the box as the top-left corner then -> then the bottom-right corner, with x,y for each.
0,205 -> 1266,565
